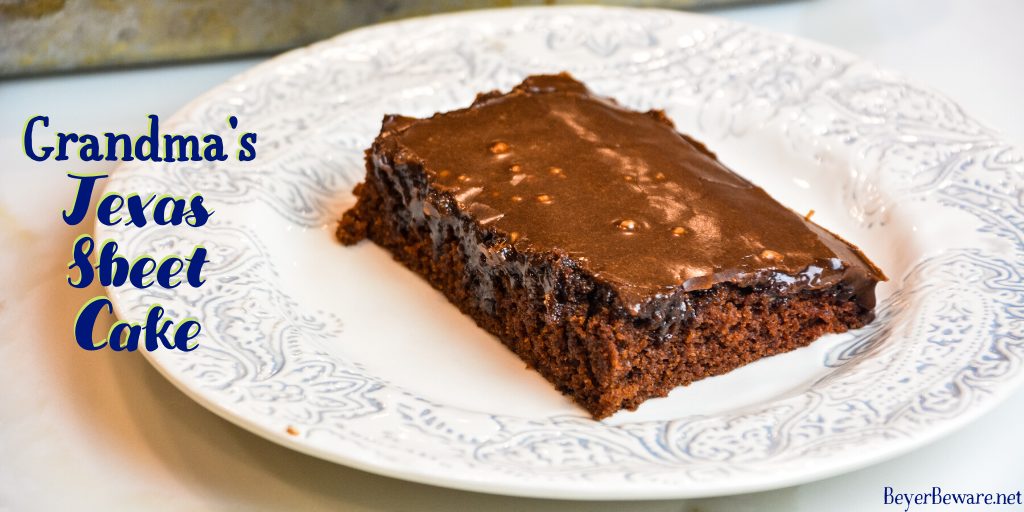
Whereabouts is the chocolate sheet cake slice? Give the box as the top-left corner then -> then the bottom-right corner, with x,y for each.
338,73 -> 885,419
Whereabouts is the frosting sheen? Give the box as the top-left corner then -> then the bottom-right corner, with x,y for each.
385,74 -> 885,307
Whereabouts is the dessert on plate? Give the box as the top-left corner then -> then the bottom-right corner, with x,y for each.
338,73 -> 885,419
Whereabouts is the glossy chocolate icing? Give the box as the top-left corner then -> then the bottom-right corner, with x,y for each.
377,73 -> 885,309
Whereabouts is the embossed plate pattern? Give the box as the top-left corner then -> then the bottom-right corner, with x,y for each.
98,7 -> 1024,499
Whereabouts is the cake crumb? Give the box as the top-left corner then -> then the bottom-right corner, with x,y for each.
489,141 -> 510,154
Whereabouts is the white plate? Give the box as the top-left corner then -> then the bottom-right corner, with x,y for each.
99,6 -> 1024,500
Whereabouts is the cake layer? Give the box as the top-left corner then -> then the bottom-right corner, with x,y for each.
338,73 -> 884,418
340,167 -> 870,418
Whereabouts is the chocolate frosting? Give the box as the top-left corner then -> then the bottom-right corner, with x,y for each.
381,73 -> 885,308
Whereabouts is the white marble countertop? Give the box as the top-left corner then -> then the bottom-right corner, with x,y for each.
1,0 -> 1022,510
